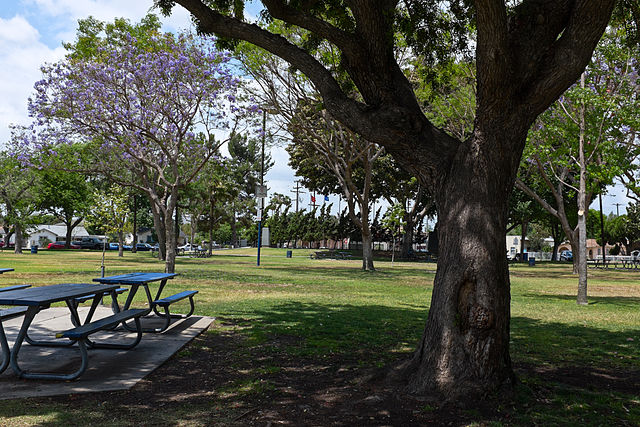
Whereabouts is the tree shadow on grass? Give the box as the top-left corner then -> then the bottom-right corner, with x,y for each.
519,293 -> 640,307
3,303 -> 640,425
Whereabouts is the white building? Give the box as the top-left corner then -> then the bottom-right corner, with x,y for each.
506,235 -> 528,256
25,224 -> 91,248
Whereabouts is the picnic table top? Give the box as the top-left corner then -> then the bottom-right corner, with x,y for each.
0,268 -> 14,274
0,283 -> 118,306
93,272 -> 178,285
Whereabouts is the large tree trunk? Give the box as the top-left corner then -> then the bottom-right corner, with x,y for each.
14,224 -> 23,254
403,129 -> 519,397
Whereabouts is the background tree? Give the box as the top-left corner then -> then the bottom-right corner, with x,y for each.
516,28 -> 640,304
25,20 -> 252,272
161,0 -> 616,398
381,203 -> 406,265
34,145 -> 93,248
86,186 -> 130,256
238,33 -> 381,269
0,141 -> 40,253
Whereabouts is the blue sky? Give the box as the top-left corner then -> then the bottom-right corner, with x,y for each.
0,0 -> 300,204
0,1 -> 630,216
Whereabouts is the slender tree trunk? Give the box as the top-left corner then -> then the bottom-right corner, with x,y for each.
577,73 -> 588,305
164,191 -> 179,274
401,212 -> 414,259
132,195 -> 138,253
149,201 -> 166,261
361,229 -> 374,270
402,127 -> 519,398
14,224 -> 23,254
550,222 -> 561,261
118,231 -> 124,257
231,210 -> 238,248
208,196 -> 214,256
64,218 -> 73,249
519,220 -> 527,261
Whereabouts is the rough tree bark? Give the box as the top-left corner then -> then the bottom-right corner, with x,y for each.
14,224 -> 23,255
166,0 -> 616,398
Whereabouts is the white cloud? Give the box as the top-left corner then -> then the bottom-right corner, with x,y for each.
0,15 -> 40,47
0,15 -> 65,144
0,2 -> 193,145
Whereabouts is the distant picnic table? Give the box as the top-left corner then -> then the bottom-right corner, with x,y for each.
310,250 -> 353,260
588,255 -> 640,270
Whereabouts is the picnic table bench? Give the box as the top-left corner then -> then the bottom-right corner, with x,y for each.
189,248 -> 210,258
310,250 -> 353,260
0,283 -> 146,380
588,256 -> 640,270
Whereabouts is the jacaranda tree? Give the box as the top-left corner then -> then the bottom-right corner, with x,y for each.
24,25 -> 255,273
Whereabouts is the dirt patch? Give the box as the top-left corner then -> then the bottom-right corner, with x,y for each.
516,362 -> 640,396
32,324 -> 638,425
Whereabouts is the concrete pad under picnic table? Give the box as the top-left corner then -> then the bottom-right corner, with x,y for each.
0,306 -> 214,400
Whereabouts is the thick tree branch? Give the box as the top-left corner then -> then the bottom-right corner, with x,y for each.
518,0 -> 616,117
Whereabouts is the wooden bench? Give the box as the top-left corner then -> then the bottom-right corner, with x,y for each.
53,308 -> 148,380
151,290 -> 198,332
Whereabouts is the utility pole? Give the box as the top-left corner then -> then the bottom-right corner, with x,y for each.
614,203 -> 623,216
291,180 -> 305,213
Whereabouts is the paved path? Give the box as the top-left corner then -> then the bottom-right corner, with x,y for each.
0,306 -> 214,400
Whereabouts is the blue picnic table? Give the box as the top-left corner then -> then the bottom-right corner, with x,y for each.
0,268 -> 14,274
0,283 -> 146,380
93,272 -> 197,333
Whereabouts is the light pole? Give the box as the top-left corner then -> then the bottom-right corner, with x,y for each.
257,110 -> 266,266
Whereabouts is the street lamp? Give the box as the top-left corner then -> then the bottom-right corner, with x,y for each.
257,110 -> 266,266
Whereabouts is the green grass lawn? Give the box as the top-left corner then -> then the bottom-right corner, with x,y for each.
0,249 -> 639,425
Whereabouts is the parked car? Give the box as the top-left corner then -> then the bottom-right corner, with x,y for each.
560,250 -> 573,261
72,237 -> 105,250
135,243 -> 152,251
178,243 -> 196,252
47,241 -> 81,249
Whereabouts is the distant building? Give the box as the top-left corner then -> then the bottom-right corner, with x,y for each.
506,235 -> 528,257
25,224 -> 91,248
